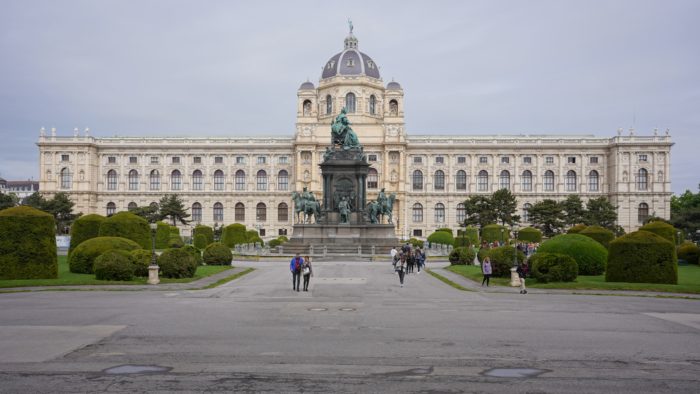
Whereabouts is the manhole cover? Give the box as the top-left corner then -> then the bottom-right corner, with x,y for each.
308,307 -> 328,312
339,307 -> 356,311
103,365 -> 171,375
482,368 -> 547,378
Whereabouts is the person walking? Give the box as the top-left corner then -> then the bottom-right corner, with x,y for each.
517,261 -> 529,294
301,255 -> 313,292
390,246 -> 398,272
481,257 -> 492,286
290,253 -> 303,292
415,247 -> 425,273
396,253 -> 407,287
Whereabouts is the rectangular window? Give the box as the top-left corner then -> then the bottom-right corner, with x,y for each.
457,156 -> 466,164
639,154 -> 648,162
214,156 -> 223,164
413,229 -> 423,237
236,156 -> 245,164
435,156 -> 444,164
590,156 -> 598,164
108,156 -> 116,164
278,156 -> 288,164
61,154 -> 70,162
278,228 -> 288,236
257,156 -> 266,164
501,156 -> 509,164
368,154 -> 377,162
523,156 -> 532,164
567,157 -> 576,164
413,156 -> 422,164
479,156 -> 488,164
545,156 -> 554,164
172,156 -> 181,164
129,156 -> 137,164
193,156 -> 202,164
259,229 -> 266,237
150,156 -> 159,164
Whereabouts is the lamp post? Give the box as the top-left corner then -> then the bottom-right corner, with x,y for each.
510,223 -> 521,287
148,222 -> 160,285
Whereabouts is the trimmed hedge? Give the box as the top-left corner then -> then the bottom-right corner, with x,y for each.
69,236 -> 141,274
435,228 -> 454,236
579,225 -> 615,249
94,250 -> 135,281
169,234 -> 184,248
639,221 -> 677,245
155,222 -> 171,249
157,248 -> 198,278
678,241 -> 700,265
537,234 -> 608,275
203,242 -> 233,265
0,206 -> 58,279
221,223 -> 247,247
408,238 -> 424,248
68,214 -> 105,257
99,212 -> 151,249
193,225 -> 214,248
455,227 -> 479,247
485,245 -> 525,277
268,238 -> 285,248
246,230 -> 264,246
567,224 -> 587,234
427,230 -> 454,246
130,249 -> 153,277
181,244 -> 203,266
606,231 -> 677,284
517,227 -> 542,243
449,247 -> 476,265
530,252 -> 578,283
481,224 -> 509,243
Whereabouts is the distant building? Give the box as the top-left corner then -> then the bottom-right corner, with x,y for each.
2,179 -> 39,201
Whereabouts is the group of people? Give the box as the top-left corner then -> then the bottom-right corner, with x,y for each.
390,243 -> 426,287
289,254 -> 313,292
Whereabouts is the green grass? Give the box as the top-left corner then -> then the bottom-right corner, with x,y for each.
446,264 -> 700,294
425,269 -> 473,291
0,256 -> 232,288
199,268 -> 255,289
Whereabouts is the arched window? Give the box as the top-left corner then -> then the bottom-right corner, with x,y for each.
367,168 -> 378,189
412,203 -> 423,222
456,170 -> 467,191
277,170 -> 289,191
477,170 -> 489,191
589,170 -> 599,191
326,94 -> 332,115
128,170 -> 139,190
434,203 -> 445,223
60,168 -> 72,190
637,168 -> 648,191
171,170 -> 182,191
499,170 -> 510,190
192,170 -> 203,190
150,170 -> 160,191
345,92 -> 356,113
213,202 -> 223,222
369,95 -> 376,115
434,170 -> 445,190
107,170 -> 117,190
456,203 -> 466,223
565,170 -> 577,191
128,202 -> 137,211
214,170 -> 224,190
544,170 -> 555,191
192,202 -> 202,222
521,170 -> 532,191
389,99 -> 398,115
638,202 -> 649,223
106,202 -> 116,216
235,170 -> 246,190
278,202 -> 288,222
412,170 -> 423,190
256,202 -> 267,222
523,203 -> 533,222
256,170 -> 267,191
235,202 -> 245,221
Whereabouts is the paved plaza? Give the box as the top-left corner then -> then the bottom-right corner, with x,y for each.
0,260 -> 699,393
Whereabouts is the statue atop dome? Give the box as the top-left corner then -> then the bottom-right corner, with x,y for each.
348,18 -> 353,34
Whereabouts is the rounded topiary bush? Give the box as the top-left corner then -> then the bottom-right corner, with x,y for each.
678,241 -> 700,265
579,225 -> 615,249
194,234 -> 208,250
129,249 -> 153,277
529,252 -> 578,283
157,248 -> 197,278
203,242 -> 233,265
68,214 -> 106,257
455,227 -> 479,247
193,225 -> 214,248
518,227 -> 542,243
155,222 -> 171,249
639,221 -> 677,245
481,224 -> 509,243
181,244 -> 203,266
94,250 -> 135,281
485,246 -> 526,277
435,228 -> 453,236
537,234 -> 608,275
0,206 -> 58,279
98,212 -> 151,249
606,231 -> 677,284
69,236 -> 141,274
268,238 -> 284,248
246,230 -> 264,246
567,224 -> 587,234
277,235 -> 289,242
449,247 -> 476,265
408,238 -> 424,248
169,234 -> 184,248
221,223 -> 247,248
427,230 -> 454,246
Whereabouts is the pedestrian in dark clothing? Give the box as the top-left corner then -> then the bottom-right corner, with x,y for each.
481,257 -> 492,286
416,247 -> 425,273
301,255 -> 313,291
290,253 -> 303,291
407,251 -> 415,274
396,253 -> 406,287
516,261 -> 529,294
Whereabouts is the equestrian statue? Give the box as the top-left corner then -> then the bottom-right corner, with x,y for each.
291,187 -> 321,224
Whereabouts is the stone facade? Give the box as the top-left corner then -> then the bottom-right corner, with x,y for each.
35,31 -> 673,239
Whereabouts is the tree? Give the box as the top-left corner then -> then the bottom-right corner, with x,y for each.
528,199 -> 565,237
0,193 -> 19,211
23,192 -> 47,210
463,195 -> 496,228
671,187 -> 700,240
158,194 -> 191,226
585,197 -> 618,230
491,189 -> 520,226
129,204 -> 160,223
22,192 -> 80,233
561,195 -> 586,227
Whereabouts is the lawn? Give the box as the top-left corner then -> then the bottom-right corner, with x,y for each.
446,264 -> 700,294
0,256 -> 233,289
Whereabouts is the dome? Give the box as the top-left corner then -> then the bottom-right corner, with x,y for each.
299,81 -> 315,90
386,81 -> 402,90
321,33 -> 381,80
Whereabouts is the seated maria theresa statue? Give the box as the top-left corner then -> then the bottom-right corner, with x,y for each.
331,107 -> 361,150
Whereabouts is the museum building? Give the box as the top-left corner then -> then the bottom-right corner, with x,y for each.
36,30 -> 673,239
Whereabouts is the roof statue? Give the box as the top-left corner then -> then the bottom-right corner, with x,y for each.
348,18 -> 353,34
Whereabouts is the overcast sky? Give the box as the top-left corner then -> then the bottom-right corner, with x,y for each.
1,0 -> 698,194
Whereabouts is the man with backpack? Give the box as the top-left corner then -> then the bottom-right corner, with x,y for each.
290,253 -> 304,291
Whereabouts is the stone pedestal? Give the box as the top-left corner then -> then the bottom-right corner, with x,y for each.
287,223 -> 398,255
510,267 -> 521,287
319,149 -> 369,224
148,265 -> 160,285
